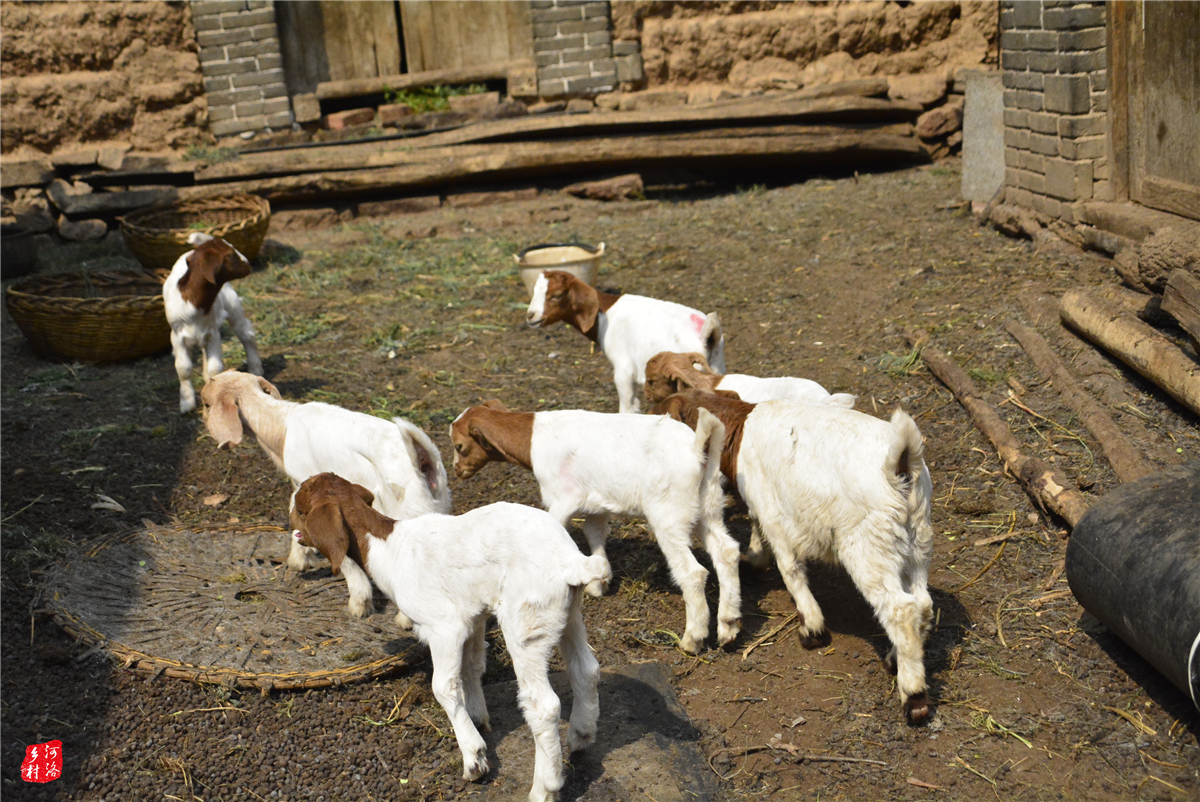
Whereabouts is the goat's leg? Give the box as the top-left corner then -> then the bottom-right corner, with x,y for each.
201,329 -> 225,384
697,518 -> 742,648
770,545 -> 828,649
223,292 -> 263,376
561,587 -> 600,754
613,365 -> 641,414
461,613 -> 490,731
578,514 -> 611,597
287,494 -> 320,571
428,632 -> 490,782
745,521 -> 773,570
338,557 -> 376,618
650,521 -> 711,654
171,331 -> 198,413
840,528 -> 929,723
501,612 -> 565,802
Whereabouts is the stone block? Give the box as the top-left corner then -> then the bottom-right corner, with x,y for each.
1029,131 -> 1060,156
1026,111 -> 1060,134
96,143 -> 132,171
508,64 -> 539,99
292,93 -> 322,123
1043,5 -> 1106,30
540,63 -> 592,82
1004,88 -> 1043,111
192,0 -> 246,15
204,75 -> 233,94
613,40 -> 640,58
566,98 -> 595,114
326,108 -> 376,130
357,196 -> 441,217
447,91 -> 501,113
887,73 -> 948,108
219,8 -> 275,30
1004,127 -> 1030,149
266,110 -> 293,129
196,27 -> 254,48
1058,113 -> 1106,138
1011,1 -> 1042,28
378,103 -> 413,126
57,216 -> 108,242
616,53 -> 644,84
538,78 -> 568,98
916,97 -> 964,140
534,5 -> 586,24
1059,28 -> 1105,50
566,72 -> 617,94
534,34 -> 585,53
1044,74 -> 1091,114
232,69 -> 287,89
12,194 -> 56,233
211,117 -> 259,137
1003,107 -> 1029,129
1059,135 -> 1105,160
1045,157 -> 1094,201
50,149 -> 98,168
562,173 -> 644,201
1,159 -> 55,189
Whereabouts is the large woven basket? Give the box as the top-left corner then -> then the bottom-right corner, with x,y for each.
120,194 -> 271,271
5,270 -> 171,362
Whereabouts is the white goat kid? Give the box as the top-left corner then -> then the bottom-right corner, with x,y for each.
653,390 -> 935,723
293,472 -> 608,802
201,371 -> 450,624
525,270 -> 725,414
643,350 -> 857,408
449,400 -> 741,654
163,231 -> 262,413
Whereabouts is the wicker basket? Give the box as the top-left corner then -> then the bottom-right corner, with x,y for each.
120,194 -> 271,271
5,270 -> 171,362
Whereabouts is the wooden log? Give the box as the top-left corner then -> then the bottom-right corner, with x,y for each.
315,60 -> 529,100
1095,284 -> 1171,326
197,122 -> 917,182
905,329 -> 1091,529
181,130 -> 926,203
1004,320 -> 1153,483
1162,269 -> 1200,347
1060,288 -> 1200,416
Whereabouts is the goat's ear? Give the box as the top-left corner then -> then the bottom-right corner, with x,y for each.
203,386 -> 244,447
651,394 -> 686,421
257,376 -> 282,399
715,389 -> 742,400
302,501 -> 351,575
351,482 -> 375,507
480,398 -> 509,411
570,279 -> 600,333
687,352 -> 713,372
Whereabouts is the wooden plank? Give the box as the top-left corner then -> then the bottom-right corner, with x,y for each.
504,1 -> 533,64
181,130 -> 925,203
316,60 -> 528,100
197,122 -> 917,182
321,1 -> 401,82
399,1 -> 435,74
1162,270 -> 1200,346
1108,0 -> 1132,201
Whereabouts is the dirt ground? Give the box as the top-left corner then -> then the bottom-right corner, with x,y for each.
3,161 -> 1198,802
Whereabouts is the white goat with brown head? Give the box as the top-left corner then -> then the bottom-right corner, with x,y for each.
525,270 -> 725,414
643,351 -> 856,408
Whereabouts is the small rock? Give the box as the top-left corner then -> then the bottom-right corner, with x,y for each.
57,216 -> 108,242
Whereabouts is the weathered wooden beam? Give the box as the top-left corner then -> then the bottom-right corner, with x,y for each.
1162,269 -> 1200,347
181,130 -> 926,203
1060,288 -> 1200,417
906,329 -> 1091,529
1005,320 -> 1153,483
315,60 -> 529,100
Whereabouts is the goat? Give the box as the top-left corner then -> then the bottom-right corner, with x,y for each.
653,390 -> 935,723
201,371 -> 450,625
449,399 -> 741,654
525,270 -> 725,414
292,472 -> 608,802
644,350 -> 856,568
163,232 -> 262,413
643,350 -> 857,408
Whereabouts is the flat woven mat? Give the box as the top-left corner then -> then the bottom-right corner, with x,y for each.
37,522 -> 419,691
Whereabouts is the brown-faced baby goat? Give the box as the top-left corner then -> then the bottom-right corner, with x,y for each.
525,270 -> 725,413
292,472 -> 608,802
643,350 -> 857,408
449,400 -> 741,654
164,232 -> 262,413
202,371 -> 450,625
653,390 -> 935,723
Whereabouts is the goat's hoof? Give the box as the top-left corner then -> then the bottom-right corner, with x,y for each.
745,550 -> 771,570
567,726 -> 596,754
462,751 -> 489,782
394,611 -> 414,630
717,618 -> 741,648
678,633 -> 705,655
347,598 -> 374,618
798,629 -> 831,650
903,692 -> 931,725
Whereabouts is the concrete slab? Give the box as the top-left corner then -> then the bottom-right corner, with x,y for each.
463,662 -> 716,802
961,70 -> 1005,203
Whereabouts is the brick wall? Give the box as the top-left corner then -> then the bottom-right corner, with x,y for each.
531,0 -> 617,98
1000,0 -> 1109,222
192,0 -> 293,138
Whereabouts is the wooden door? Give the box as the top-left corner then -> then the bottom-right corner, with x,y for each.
399,1 -> 532,74
1112,1 -> 1200,219
277,1 -> 402,94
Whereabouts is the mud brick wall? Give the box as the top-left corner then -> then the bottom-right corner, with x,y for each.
1000,0 -> 1109,222
191,0 -> 292,137
532,0 -> 618,98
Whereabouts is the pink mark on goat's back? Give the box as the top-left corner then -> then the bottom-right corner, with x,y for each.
690,313 -> 706,335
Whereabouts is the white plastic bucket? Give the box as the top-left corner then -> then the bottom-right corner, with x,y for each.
515,242 -> 605,295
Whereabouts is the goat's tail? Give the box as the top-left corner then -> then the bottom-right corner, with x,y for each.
701,312 -> 727,374
886,408 -> 935,557
569,554 -> 613,598
692,407 -> 728,525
